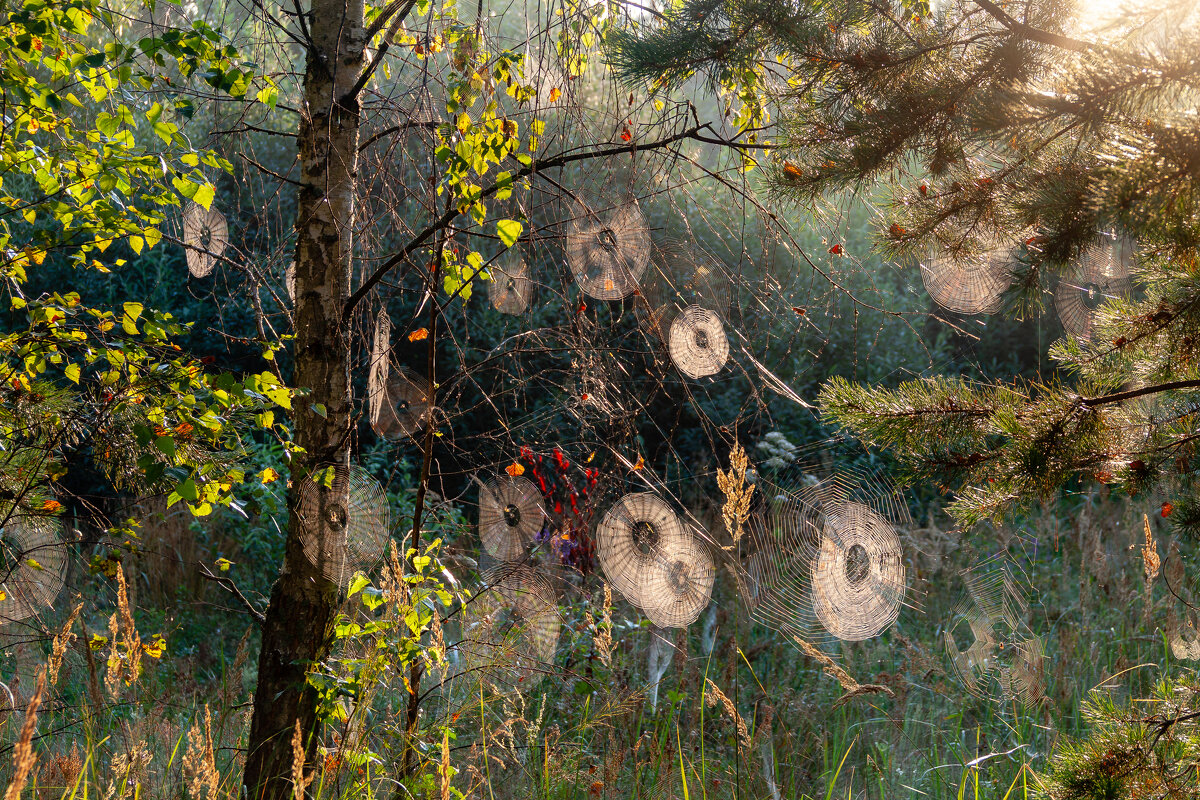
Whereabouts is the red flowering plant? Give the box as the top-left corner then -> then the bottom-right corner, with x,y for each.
519,445 -> 600,572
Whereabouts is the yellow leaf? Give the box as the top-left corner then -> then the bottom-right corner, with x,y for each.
142,635 -> 167,659
260,467 -> 279,484
215,557 -> 234,572
549,87 -> 562,102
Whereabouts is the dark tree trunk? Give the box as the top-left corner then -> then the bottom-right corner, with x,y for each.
242,0 -> 364,796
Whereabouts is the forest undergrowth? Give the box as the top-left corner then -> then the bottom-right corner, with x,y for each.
1,483 -> 1189,800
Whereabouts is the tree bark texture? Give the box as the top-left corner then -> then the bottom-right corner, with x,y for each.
242,0 -> 364,795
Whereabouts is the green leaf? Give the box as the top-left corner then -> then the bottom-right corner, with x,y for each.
360,586 -> 384,611
496,219 -> 522,247
347,573 -> 371,597
176,478 -> 199,502
255,84 -> 278,109
193,183 -> 215,210
95,111 -> 119,137
155,435 -> 176,460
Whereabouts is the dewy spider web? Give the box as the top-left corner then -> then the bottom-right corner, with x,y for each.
921,242 -> 1016,314
596,492 -> 690,611
376,366 -> 433,440
295,465 -> 391,588
811,501 -> 905,641
181,202 -> 229,278
365,306 -> 435,440
456,563 -> 561,692
739,458 -> 911,644
0,515 -> 68,625
477,474 -> 546,562
637,240 -> 732,342
563,196 -> 652,300
488,252 -> 534,315
943,556 -> 1044,705
668,305 -> 730,379
640,530 -> 715,628
1055,235 -> 1133,340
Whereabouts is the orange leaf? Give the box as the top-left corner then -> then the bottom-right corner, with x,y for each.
632,455 -> 644,471
1162,501 -> 1174,518
408,328 -> 429,342
41,500 -> 62,512
782,162 -> 804,179
506,462 -> 525,477
549,87 -> 562,102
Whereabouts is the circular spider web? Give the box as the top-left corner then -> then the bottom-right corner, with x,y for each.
650,240 -> 731,312
640,532 -> 715,628
739,489 -> 822,639
811,502 -> 905,641
477,475 -> 545,561
0,516 -> 68,625
296,465 -> 391,588
595,493 -> 689,610
457,564 -> 560,691
489,256 -> 533,315
943,559 -> 1042,704
1001,636 -> 1046,707
738,462 -> 911,644
921,245 -> 1014,314
373,366 -> 433,440
668,305 -> 729,379
182,202 -> 229,278
1055,240 -> 1131,340
403,84 -> 441,128
564,198 -> 651,300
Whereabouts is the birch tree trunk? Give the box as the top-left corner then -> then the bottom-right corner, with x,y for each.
242,0 -> 364,794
